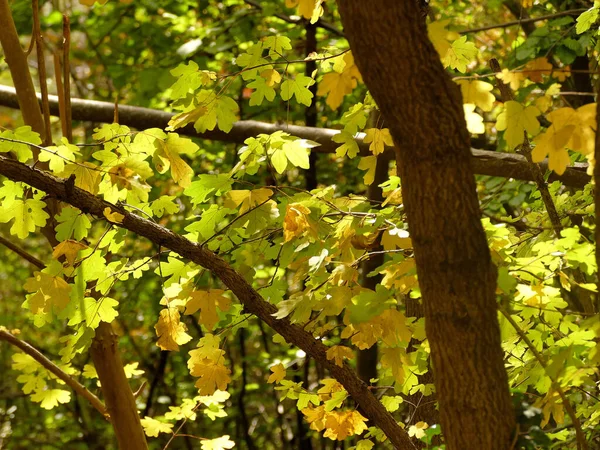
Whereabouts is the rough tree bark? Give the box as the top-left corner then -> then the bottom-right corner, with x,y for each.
336,2 -> 516,449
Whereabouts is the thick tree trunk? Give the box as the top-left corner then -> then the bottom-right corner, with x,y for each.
336,2 -> 516,449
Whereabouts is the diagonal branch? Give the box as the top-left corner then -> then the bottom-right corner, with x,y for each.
0,85 -> 590,188
0,328 -> 107,417
0,154 -> 417,449
0,234 -> 45,269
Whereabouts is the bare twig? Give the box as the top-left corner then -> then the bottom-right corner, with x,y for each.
0,234 -> 45,269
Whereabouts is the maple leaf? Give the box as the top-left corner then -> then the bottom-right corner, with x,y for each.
24,270 -> 72,315
247,76 -> 276,106
191,359 -> 232,395
357,156 -> 377,185
153,133 -> 199,187
140,417 -> 174,437
456,80 -> 495,111
427,20 -> 458,57
262,36 -> 292,59
52,240 -> 88,266
30,389 -> 71,409
531,124 -> 575,175
184,289 -> 232,330
408,421 -> 429,439
381,228 -> 412,251
267,362 -> 286,383
150,196 -> 180,218
332,131 -> 360,158
576,7 -> 599,34
326,345 -> 353,367
185,173 -> 233,204
283,203 -> 317,243
285,0 -> 323,23
380,258 -> 418,293
363,128 -> 393,155
0,126 -> 42,162
379,309 -> 413,346
0,198 -> 49,239
496,68 -> 525,91
495,101 -> 541,148
302,405 -> 327,431
463,104 -> 485,134
155,307 -> 193,351
201,435 -> 235,450
323,410 -> 368,440
269,135 -> 316,173
39,138 -> 81,173
224,188 -> 273,214
522,57 -> 553,83
317,52 -> 362,110
103,207 -> 125,223
81,297 -> 119,329
281,74 -> 315,106
443,36 -> 478,73
381,347 -> 408,385
60,162 -> 102,195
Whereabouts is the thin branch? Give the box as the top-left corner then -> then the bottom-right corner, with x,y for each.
0,329 -> 107,417
460,9 -> 587,34
242,0 -> 345,37
0,234 -> 45,268
498,308 -> 588,450
0,84 -> 590,188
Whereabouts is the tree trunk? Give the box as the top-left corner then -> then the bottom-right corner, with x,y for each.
90,322 -> 148,450
336,2 -> 516,449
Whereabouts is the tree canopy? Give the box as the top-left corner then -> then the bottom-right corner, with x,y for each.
0,1 -> 599,449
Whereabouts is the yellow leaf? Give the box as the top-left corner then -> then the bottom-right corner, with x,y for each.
463,104 -> 485,134
380,258 -> 417,293
496,68 -> 525,91
381,347 -> 407,385
153,134 -> 198,187
357,156 -> 377,186
531,124 -> 575,175
24,271 -> 72,314
326,345 -> 353,367
408,421 -> 429,439
381,228 -> 412,251
495,101 -> 541,148
363,128 -> 394,155
30,388 -> 71,409
522,57 -> 553,82
379,309 -> 413,346
323,410 -> 368,441
191,359 -> 232,395
317,52 -> 362,110
267,362 -> 286,383
224,188 -> 273,214
103,207 -> 124,223
456,80 -> 495,111
60,162 -> 102,195
260,68 -> 282,87
201,435 -> 235,450
285,0 -> 323,23
302,405 -> 327,431
52,240 -> 88,266
184,289 -> 231,331
155,307 -> 193,351
317,378 -> 345,400
283,203 -> 317,242
427,20 -> 459,58
140,416 -> 174,437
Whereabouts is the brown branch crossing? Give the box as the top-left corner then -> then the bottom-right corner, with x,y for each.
0,85 -> 589,188
0,155 -> 417,450
0,328 -> 107,417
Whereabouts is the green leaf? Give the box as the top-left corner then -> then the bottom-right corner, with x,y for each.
576,7 -> 598,34
443,36 -> 478,73
332,131 -> 359,158
247,76 -> 276,106
262,35 -> 292,59
348,285 -> 396,324
0,198 -> 49,239
193,91 -> 239,133
185,174 -> 233,205
39,138 -> 81,173
30,389 -> 71,409
150,196 -> 180,217
0,126 -> 42,162
185,205 -> 231,240
55,206 -> 92,241
280,75 -> 315,106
